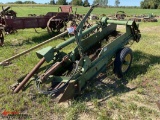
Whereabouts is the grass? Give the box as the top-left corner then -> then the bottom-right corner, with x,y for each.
0,5 -> 160,119
2,4 -> 160,16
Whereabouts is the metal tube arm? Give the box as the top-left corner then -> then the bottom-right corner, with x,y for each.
74,4 -> 99,56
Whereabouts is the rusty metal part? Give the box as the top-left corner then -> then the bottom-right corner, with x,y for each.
13,57 -> 45,93
49,13 -> 71,32
0,8 -> 71,33
47,14 -> 66,33
0,6 -> 10,14
40,56 -> 69,82
47,16 -> 55,34
58,80 -> 77,102
115,11 -> 126,20
0,30 -> 4,46
58,5 -> 73,13
0,5 -> 76,45
129,14 -> 158,23
35,57 -> 80,98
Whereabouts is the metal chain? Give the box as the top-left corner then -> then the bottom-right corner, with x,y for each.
35,60 -> 79,95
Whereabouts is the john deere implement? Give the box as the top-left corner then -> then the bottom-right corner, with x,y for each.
10,4 -> 141,102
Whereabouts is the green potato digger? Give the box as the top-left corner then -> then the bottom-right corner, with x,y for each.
10,4 -> 141,102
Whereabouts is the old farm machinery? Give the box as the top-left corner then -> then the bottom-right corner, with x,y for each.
107,11 -> 126,20
115,11 -> 126,20
129,13 -> 158,22
10,4 -> 141,102
0,5 -> 76,46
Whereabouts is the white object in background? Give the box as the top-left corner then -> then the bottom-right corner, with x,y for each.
67,27 -> 75,33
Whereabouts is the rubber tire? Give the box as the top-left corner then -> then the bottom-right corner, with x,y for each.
114,47 -> 133,78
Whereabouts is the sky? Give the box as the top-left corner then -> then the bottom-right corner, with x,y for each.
0,0 -> 142,6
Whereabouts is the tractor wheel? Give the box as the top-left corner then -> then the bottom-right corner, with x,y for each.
47,16 -> 55,35
113,47 -> 133,78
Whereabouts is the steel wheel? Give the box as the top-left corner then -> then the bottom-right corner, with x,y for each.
114,47 -> 133,78
47,16 -> 55,34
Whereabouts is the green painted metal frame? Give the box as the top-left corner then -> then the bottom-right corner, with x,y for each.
35,4 -> 141,100
36,23 -> 140,96
12,4 -> 141,101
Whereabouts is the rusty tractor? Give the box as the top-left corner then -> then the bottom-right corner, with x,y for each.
0,5 -> 77,46
115,11 -> 126,20
107,11 -> 126,20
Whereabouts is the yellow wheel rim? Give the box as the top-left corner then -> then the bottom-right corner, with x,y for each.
121,54 -> 131,73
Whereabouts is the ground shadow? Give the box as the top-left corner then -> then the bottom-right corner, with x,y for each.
75,50 -> 160,102
30,31 -> 63,44
4,30 -> 66,47
127,50 -> 160,79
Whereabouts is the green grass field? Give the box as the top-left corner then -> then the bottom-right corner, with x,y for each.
2,4 -> 160,16
0,5 -> 160,119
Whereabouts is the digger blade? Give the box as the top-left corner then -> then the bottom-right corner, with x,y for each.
58,80 -> 77,103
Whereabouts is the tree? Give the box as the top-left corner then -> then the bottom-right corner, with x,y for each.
15,1 -> 23,4
83,0 -> 90,7
93,0 -> 99,5
50,0 -> 55,4
140,0 -> 160,9
56,0 -> 67,5
6,2 -> 14,4
23,1 -> 36,4
115,0 -> 120,7
93,0 -> 108,6
71,0 -> 83,6
101,0 -> 108,6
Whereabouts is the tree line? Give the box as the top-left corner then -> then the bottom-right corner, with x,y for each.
6,0 -> 160,9
6,1 -> 36,4
5,0 -> 90,6
5,0 -> 120,7
50,0 -> 120,7
140,0 -> 160,9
